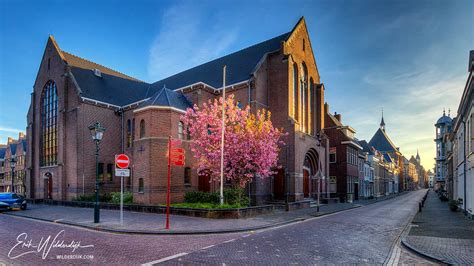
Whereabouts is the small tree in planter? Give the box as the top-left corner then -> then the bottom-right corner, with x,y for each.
449,199 -> 459,212
182,95 -> 286,204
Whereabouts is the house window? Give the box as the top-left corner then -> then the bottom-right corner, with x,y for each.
127,119 -> 132,148
107,163 -> 113,181
40,80 -> 58,166
186,127 -> 191,140
132,118 -> 135,144
309,78 -> 314,135
184,167 -> 191,185
329,150 -> 336,163
138,178 -> 144,193
139,119 -> 145,138
293,63 -> 299,121
178,121 -> 184,139
98,163 -> 104,181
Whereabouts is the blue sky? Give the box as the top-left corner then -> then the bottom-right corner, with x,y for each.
0,0 -> 472,168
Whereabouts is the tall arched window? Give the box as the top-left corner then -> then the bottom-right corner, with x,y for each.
40,80 -> 58,166
139,119 -> 145,138
301,63 -> 308,133
178,121 -> 184,139
309,77 -> 314,135
293,63 -> 299,121
126,119 -> 132,147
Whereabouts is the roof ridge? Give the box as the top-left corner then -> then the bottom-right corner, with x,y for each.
151,31 -> 290,85
62,51 -> 143,82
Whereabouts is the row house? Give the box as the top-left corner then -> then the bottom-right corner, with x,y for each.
25,17 -> 329,206
358,140 -> 374,199
0,133 -> 27,195
324,103 -> 362,203
450,50 -> 474,218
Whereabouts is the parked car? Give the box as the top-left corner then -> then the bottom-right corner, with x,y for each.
0,201 -> 9,212
0,193 -> 27,210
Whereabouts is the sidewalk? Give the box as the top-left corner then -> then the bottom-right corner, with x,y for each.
402,190 -> 474,265
5,193 -> 402,234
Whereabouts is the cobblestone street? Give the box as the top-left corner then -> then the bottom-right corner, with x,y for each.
0,190 -> 437,265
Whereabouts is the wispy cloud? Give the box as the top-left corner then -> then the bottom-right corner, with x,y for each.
147,2 -> 239,81
0,127 -> 23,133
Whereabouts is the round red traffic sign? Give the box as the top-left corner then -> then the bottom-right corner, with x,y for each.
115,154 -> 130,169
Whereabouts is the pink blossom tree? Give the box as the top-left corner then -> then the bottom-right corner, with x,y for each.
181,94 -> 286,188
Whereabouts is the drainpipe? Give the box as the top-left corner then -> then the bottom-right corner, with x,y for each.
120,108 -> 124,153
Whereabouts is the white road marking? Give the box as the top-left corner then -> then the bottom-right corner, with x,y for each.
54,219 -> 63,222
201,244 -> 215,250
141,252 -> 188,266
223,239 -> 236,243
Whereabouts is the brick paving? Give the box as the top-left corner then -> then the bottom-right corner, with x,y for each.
162,190 -> 428,265
0,191 -> 432,265
4,194 -> 401,234
403,190 -> 474,265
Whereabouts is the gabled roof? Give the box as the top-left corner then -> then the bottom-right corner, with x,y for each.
9,143 -> 17,156
383,153 -> 393,163
149,32 -> 290,93
21,139 -> 26,152
358,140 -> 374,155
62,51 -> 142,82
139,87 -> 192,111
70,66 -> 151,106
368,128 -> 398,153
0,147 -> 6,159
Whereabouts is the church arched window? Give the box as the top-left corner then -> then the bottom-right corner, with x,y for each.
40,80 -> 58,166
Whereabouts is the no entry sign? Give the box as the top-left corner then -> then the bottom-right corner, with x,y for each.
115,154 -> 130,169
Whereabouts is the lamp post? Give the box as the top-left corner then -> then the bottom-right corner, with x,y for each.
88,122 -> 105,223
9,156 -> 17,193
315,132 -> 323,212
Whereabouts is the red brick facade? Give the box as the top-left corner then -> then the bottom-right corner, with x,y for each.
26,18 -> 329,205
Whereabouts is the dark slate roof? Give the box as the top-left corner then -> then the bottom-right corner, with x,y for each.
368,128 -> 398,153
383,154 -> 393,163
358,140 -> 374,155
9,143 -> 17,156
0,148 -> 6,159
139,88 -> 192,111
70,66 -> 151,106
21,139 -> 26,151
149,32 -> 290,93
436,113 -> 452,125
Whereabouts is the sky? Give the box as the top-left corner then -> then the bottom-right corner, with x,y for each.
0,0 -> 472,169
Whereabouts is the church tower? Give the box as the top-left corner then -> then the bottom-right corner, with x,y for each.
380,111 -> 386,131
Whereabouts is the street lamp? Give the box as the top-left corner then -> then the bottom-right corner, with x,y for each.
88,122 -> 105,223
315,132 -> 323,213
9,156 -> 17,193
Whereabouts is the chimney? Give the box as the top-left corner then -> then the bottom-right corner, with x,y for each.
334,112 -> 342,122
7,137 -> 13,144
324,102 -> 329,114
19,132 -> 25,139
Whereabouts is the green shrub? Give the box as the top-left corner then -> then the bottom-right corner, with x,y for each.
184,191 -> 219,204
74,194 -> 112,202
110,192 -> 133,204
184,188 -> 249,207
223,188 -> 249,206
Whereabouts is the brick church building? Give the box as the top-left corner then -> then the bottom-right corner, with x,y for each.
26,17 -> 329,205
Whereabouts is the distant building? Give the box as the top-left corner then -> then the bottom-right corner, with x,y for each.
0,133 -> 27,195
435,110 -> 453,191
368,114 -> 403,194
358,140 -> 374,199
324,103 -> 362,203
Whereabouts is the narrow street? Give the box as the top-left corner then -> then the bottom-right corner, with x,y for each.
0,190 -> 435,265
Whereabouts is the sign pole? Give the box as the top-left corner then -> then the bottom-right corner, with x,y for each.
120,175 -> 124,225
166,136 -> 171,229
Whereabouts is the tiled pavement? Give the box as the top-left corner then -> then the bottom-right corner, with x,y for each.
403,190 -> 474,265
5,193 -> 402,234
